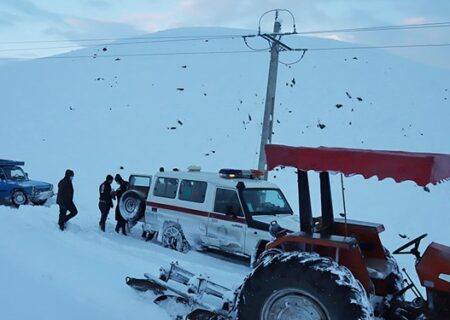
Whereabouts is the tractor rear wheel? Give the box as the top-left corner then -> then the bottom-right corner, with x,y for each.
236,252 -> 373,320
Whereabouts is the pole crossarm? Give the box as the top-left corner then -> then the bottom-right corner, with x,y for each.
259,34 -> 293,51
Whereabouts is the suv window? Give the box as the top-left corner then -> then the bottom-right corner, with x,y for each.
3,166 -> 26,180
179,179 -> 207,203
130,175 -> 151,187
153,177 -> 179,199
214,188 -> 243,217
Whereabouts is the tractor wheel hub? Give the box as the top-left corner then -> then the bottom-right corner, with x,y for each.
261,288 -> 328,320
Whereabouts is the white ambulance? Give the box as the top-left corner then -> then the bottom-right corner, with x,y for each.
120,168 -> 299,265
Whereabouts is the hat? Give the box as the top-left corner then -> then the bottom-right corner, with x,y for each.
106,174 -> 114,182
115,174 -> 124,183
65,169 -> 74,178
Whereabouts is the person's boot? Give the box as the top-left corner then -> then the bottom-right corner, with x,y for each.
122,227 -> 127,236
115,223 -> 120,233
58,217 -> 65,231
100,222 -> 105,232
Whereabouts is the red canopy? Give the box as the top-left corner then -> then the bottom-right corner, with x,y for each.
266,144 -> 450,186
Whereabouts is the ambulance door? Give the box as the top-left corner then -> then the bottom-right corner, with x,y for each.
207,187 -> 247,254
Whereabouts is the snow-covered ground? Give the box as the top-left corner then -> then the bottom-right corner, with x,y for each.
1,205 -> 249,320
1,27 -> 449,319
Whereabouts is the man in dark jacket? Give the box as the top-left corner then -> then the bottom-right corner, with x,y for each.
114,174 -> 129,235
99,175 -> 114,232
57,169 -> 78,231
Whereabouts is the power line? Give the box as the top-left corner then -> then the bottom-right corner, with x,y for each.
1,20 -> 450,60
0,41 -> 448,61
1,21 -> 450,46
294,21 -> 450,36
5,33 -> 449,54
1,21 -> 449,56
307,42 -> 450,51
243,35 -> 270,51
279,49 -> 307,66
0,33 -> 248,45
0,35 -> 250,53
22,49 -> 268,60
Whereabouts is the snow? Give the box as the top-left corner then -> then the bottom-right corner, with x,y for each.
1,26 -> 450,319
0,206 -> 248,319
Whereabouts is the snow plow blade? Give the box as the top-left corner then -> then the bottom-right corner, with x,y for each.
126,261 -> 235,319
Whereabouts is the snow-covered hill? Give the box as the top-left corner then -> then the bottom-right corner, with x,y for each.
1,27 -> 449,319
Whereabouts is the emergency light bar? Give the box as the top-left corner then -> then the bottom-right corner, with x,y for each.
219,169 -> 264,179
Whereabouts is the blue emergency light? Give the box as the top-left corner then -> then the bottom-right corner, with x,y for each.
219,168 -> 264,179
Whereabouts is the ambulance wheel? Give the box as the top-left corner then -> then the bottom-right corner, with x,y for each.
161,223 -> 189,252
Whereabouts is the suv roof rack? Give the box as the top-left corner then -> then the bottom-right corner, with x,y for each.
0,159 -> 25,166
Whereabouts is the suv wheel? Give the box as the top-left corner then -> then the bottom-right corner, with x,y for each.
12,190 -> 27,207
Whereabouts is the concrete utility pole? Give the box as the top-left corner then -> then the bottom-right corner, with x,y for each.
258,11 -> 281,179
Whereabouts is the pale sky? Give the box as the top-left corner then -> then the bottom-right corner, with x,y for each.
1,0 -> 450,68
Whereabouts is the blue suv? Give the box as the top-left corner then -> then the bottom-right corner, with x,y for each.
0,159 -> 54,207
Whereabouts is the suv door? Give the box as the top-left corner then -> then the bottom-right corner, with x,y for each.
0,168 -> 7,200
207,187 -> 247,254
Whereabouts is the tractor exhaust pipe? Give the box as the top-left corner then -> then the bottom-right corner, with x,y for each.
298,170 -> 313,233
320,172 -> 334,232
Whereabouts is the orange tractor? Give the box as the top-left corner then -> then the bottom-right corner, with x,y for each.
127,144 -> 450,320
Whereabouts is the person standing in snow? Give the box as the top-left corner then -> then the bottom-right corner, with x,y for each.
98,175 -> 114,232
56,169 -> 78,231
114,174 -> 129,235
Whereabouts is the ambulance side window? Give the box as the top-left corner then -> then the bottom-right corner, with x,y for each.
153,177 -> 179,199
178,179 -> 207,203
214,188 -> 243,217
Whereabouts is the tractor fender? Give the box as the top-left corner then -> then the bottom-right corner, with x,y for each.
265,232 -> 374,294
250,240 -> 268,268
416,242 -> 450,293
